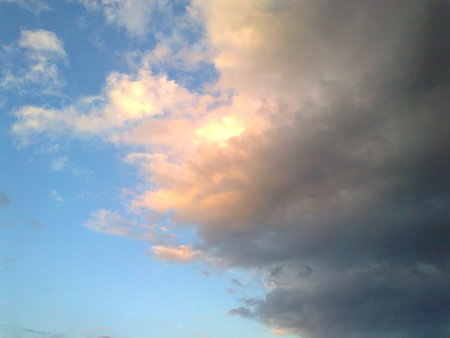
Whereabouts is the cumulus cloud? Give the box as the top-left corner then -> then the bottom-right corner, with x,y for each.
11,70 -> 211,145
10,0 -> 450,337
1,29 -> 66,95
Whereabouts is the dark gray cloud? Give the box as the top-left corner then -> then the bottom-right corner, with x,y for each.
196,0 -> 450,336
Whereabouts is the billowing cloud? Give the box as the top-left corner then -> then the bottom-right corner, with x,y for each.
11,70 -> 211,145
9,0 -> 450,337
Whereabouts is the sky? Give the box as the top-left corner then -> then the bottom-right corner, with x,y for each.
0,0 -> 449,338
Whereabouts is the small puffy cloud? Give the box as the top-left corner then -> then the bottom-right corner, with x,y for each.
18,29 -> 65,55
151,244 -> 201,264
1,29 -> 66,95
50,156 -> 69,171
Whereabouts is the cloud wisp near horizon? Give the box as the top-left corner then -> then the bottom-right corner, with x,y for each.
2,0 -> 449,337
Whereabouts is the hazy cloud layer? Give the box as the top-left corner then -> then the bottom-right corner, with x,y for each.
10,0 -> 450,337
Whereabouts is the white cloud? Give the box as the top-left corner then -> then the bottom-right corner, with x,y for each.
1,29 -> 66,95
11,70 -> 210,145
151,244 -> 201,264
80,0 -> 156,36
18,29 -> 65,55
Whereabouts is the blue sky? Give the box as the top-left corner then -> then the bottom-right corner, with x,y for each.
1,1 -> 448,338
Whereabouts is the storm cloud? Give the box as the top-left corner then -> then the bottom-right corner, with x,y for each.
191,1 -> 449,336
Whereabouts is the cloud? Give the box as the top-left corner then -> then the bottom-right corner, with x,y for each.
80,0 -> 156,37
11,70 -> 209,145
138,1 -> 448,336
9,0 -> 450,336
0,190 -> 10,207
1,29 -> 66,96
84,209 -> 136,237
18,29 -> 65,54
151,244 -> 201,264
84,209 -> 174,244
51,189 -> 64,202
0,0 -> 50,12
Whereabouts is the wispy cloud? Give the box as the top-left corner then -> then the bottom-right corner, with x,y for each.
84,209 -> 175,244
51,189 -> 64,202
0,0 -> 50,12
1,29 -> 66,96
50,156 -> 69,171
80,0 -> 156,37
